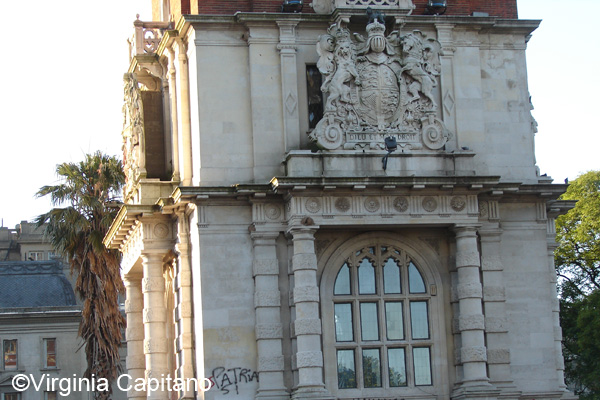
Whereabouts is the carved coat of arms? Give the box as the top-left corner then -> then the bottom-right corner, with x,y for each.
310,19 -> 451,151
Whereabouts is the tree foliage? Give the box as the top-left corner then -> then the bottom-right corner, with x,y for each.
555,171 -> 600,399
36,151 -> 126,399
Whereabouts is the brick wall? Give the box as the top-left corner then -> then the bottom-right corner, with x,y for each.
190,0 -> 517,18
413,0 -> 517,18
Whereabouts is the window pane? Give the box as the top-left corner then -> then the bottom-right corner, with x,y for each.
413,347 -> 432,385
383,258 -> 401,294
388,348 -> 407,387
6,394 -> 19,400
410,301 -> 429,339
362,349 -> 381,387
45,339 -> 57,368
337,350 -> 357,388
334,263 -> 351,295
408,262 -> 426,293
334,303 -> 354,342
360,303 -> 379,341
4,340 -> 17,370
46,392 -> 57,400
358,258 -> 376,294
385,302 -> 404,340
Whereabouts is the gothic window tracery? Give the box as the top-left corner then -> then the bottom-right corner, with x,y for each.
328,244 -> 434,393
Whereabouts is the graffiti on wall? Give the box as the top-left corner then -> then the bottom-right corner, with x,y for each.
209,367 -> 259,395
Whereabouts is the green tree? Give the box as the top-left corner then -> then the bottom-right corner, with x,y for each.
555,170 -> 600,399
36,151 -> 126,399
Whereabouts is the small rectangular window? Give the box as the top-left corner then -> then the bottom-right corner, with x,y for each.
44,392 -> 57,400
27,251 -> 44,261
44,338 -> 57,368
306,65 -> 323,130
3,339 -> 17,370
336,349 -> 357,389
4,393 -> 20,400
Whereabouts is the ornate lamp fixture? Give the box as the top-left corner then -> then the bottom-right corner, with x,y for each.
426,0 -> 447,15
281,0 -> 303,12
382,137 -> 397,171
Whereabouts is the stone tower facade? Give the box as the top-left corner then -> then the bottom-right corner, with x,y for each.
105,1 -> 576,399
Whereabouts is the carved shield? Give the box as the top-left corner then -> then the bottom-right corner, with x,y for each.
352,63 -> 399,128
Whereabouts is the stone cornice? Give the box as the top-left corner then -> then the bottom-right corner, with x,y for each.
103,204 -> 157,250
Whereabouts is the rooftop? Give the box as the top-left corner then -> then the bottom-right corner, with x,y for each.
0,261 -> 77,309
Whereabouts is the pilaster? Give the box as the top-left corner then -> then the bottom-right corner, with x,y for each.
546,216 -> 568,392
451,225 -> 496,400
176,38 -> 193,186
168,47 -> 181,182
277,19 -> 301,152
288,226 -> 333,400
124,272 -> 147,399
174,210 -> 196,399
479,227 -> 517,398
252,231 -> 290,399
142,250 -> 170,400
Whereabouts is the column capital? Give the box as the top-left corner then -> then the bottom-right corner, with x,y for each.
478,228 -> 503,242
123,272 -> 143,284
287,226 -> 318,239
452,224 -> 481,237
251,231 -> 281,242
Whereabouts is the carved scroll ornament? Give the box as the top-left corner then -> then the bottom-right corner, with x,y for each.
310,21 -> 452,151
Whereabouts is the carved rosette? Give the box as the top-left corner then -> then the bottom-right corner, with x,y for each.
310,21 -> 452,151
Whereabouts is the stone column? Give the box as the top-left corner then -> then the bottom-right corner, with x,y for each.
452,225 -> 491,390
479,228 -> 515,393
174,211 -> 196,398
142,251 -> 169,400
546,216 -> 568,392
168,48 -> 181,182
288,227 -> 332,400
176,38 -> 193,186
124,273 -> 146,399
252,231 -> 289,399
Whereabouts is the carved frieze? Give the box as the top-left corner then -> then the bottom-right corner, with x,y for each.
287,194 -> 478,221
310,20 -> 452,151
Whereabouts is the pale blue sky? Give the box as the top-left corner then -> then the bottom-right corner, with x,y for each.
0,0 -> 597,228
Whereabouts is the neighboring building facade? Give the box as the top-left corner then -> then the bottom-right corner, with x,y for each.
0,261 -> 83,400
105,1 -> 576,399
1,222 -> 56,263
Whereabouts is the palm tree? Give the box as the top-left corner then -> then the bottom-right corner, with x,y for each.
36,151 -> 126,399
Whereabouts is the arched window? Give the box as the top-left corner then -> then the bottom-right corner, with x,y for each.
326,244 -> 435,395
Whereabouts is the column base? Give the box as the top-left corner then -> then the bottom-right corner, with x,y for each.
452,384 -> 500,400
559,390 -> 579,400
291,387 -> 334,400
255,388 -> 291,400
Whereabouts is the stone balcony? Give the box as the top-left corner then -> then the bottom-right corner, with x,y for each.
128,16 -> 172,60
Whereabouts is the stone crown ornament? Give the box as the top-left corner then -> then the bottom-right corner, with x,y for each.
310,19 -> 452,151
